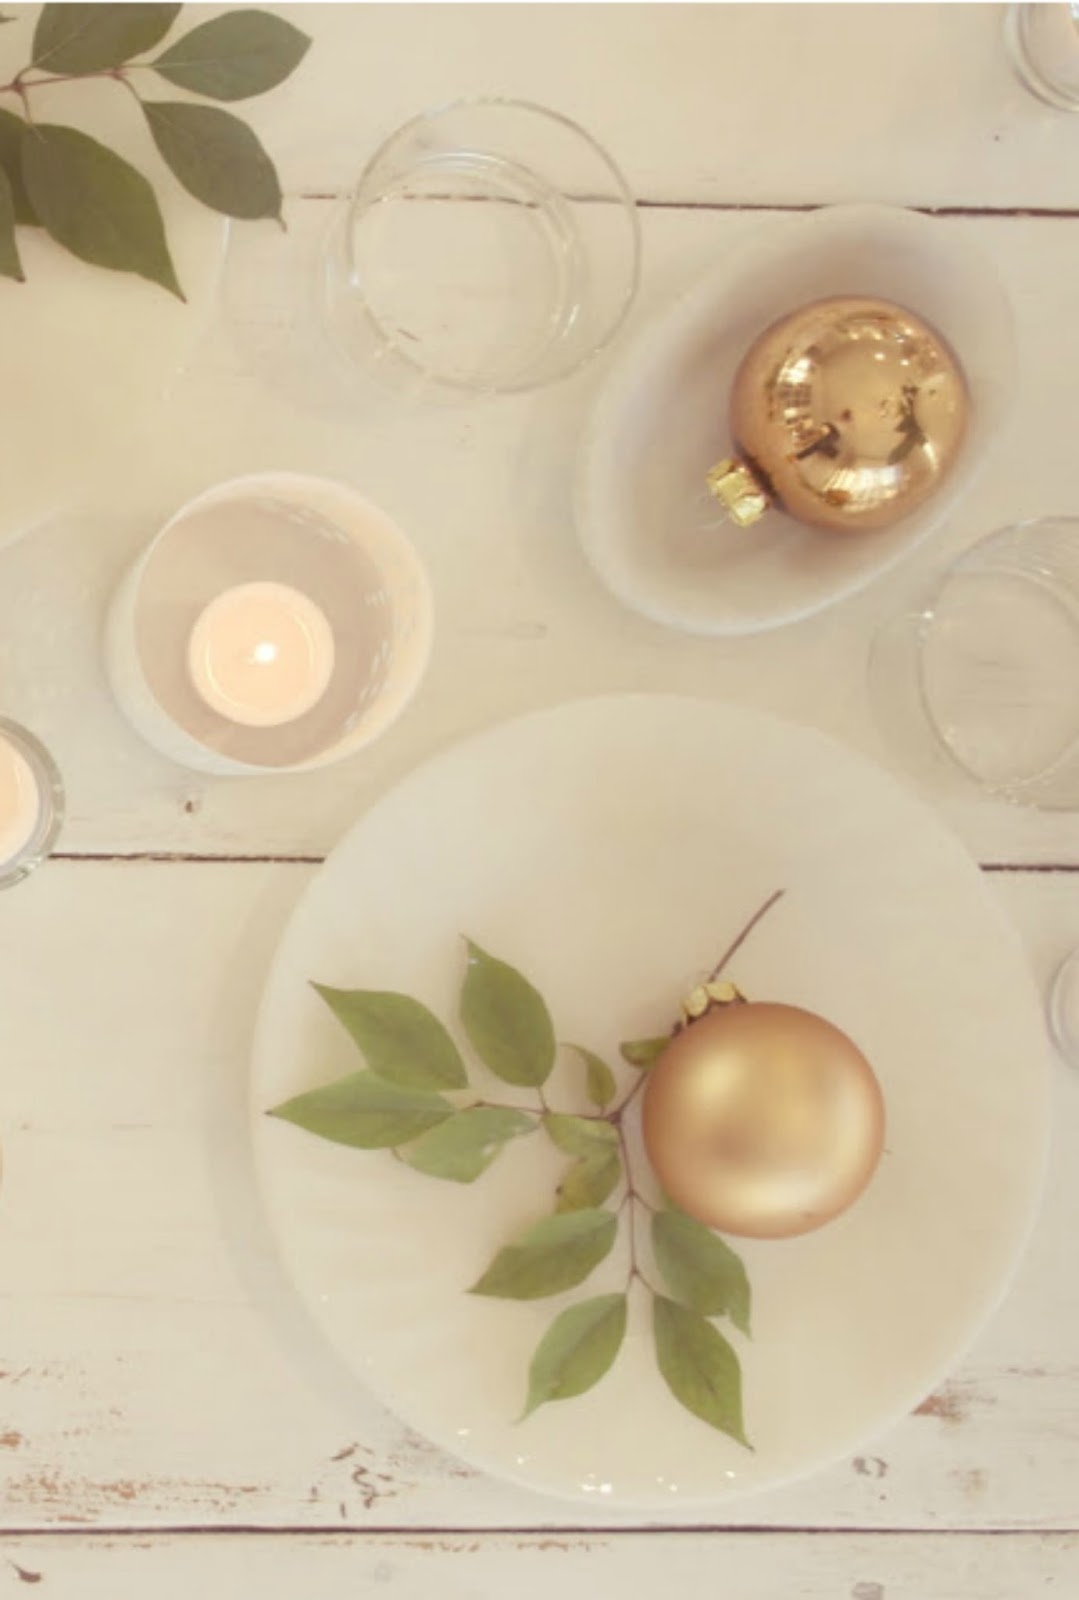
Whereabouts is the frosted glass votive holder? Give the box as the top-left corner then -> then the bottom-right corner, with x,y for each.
104,473 -> 434,777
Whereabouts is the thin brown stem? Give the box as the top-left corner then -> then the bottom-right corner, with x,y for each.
616,1120 -> 663,1296
609,891 -> 786,1120
0,60 -> 157,102
707,888 -> 786,984
1,66 -> 133,94
616,1121 -> 635,1275
611,1066 -> 651,1119
110,69 -> 144,110
15,81 -> 33,125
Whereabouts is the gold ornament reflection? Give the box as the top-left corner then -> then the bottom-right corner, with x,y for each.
707,296 -> 968,534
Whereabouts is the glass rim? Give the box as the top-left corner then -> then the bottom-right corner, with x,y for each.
109,473 -> 436,776
1004,2 -> 1079,113
340,95 -> 642,395
911,516 -> 1079,804
1049,944 -> 1079,1063
0,715 -> 64,888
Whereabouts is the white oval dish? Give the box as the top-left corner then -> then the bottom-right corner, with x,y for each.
575,206 -> 1017,636
248,695 -> 1049,1509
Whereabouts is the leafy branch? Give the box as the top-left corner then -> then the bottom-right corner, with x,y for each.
0,4 -> 310,295
268,894 -> 784,1445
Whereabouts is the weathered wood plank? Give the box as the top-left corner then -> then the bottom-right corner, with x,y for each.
0,864 -> 1075,1532
220,4 -> 1079,212
1,208 -> 1077,866
0,1531 -> 1076,1597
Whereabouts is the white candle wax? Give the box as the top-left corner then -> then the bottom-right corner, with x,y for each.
0,733 -> 42,865
187,582 -> 336,729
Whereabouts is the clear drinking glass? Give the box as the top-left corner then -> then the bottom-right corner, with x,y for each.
318,99 -> 640,396
1005,3 -> 1079,110
870,518 -> 1079,809
0,717 -> 64,889
1048,944 -> 1079,1066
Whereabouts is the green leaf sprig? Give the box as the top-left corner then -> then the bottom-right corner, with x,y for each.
269,894 -> 785,1446
0,4 -> 310,295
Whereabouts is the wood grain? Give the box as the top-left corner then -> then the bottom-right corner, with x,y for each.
224,4 -> 1079,212
1,4 -> 1077,1582
0,865 -> 1075,1535
0,207 -> 1077,866
0,1531 -> 1074,1597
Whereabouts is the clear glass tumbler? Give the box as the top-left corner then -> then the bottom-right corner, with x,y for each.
870,518 -> 1079,809
0,717 -> 64,889
318,99 -> 640,396
1048,944 -> 1079,1066
1005,3 -> 1079,110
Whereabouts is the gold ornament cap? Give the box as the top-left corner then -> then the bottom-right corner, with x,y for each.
705,459 -> 770,528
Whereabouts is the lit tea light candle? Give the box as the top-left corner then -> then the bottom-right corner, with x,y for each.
187,581 -> 336,729
0,732 -> 41,867
0,719 -> 61,887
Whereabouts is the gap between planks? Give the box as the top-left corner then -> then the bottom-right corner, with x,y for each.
2,1524 -> 1078,1541
49,854 -> 1079,873
296,192 -> 1079,222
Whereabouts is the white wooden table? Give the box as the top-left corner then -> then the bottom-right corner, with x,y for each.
1,4 -> 1078,1593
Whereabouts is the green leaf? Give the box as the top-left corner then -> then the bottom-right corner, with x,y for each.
268,1070 -> 453,1150
402,1107 -> 536,1183
652,1209 -> 751,1335
568,1045 -> 617,1110
33,4 -> 181,72
470,1208 -> 617,1301
652,1295 -> 749,1447
0,166 -> 23,281
142,100 -> 282,221
0,109 -> 37,225
556,1148 -> 621,1213
523,1294 -> 627,1418
620,1036 -> 669,1071
460,940 -> 556,1088
544,1117 -> 621,1213
21,123 -> 182,298
151,8 -> 310,101
312,984 -> 467,1093
543,1113 -> 617,1159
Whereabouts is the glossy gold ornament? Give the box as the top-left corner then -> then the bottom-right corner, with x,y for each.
707,296 -> 968,534
642,1000 -> 885,1239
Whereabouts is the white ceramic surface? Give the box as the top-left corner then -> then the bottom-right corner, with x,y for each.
575,206 -> 1017,636
250,695 -> 1049,1509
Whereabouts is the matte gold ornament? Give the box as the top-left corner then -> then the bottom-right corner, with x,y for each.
642,997 -> 885,1240
707,296 -> 968,534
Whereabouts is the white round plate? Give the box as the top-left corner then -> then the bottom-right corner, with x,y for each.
575,206 -> 1016,636
250,696 -> 1049,1508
